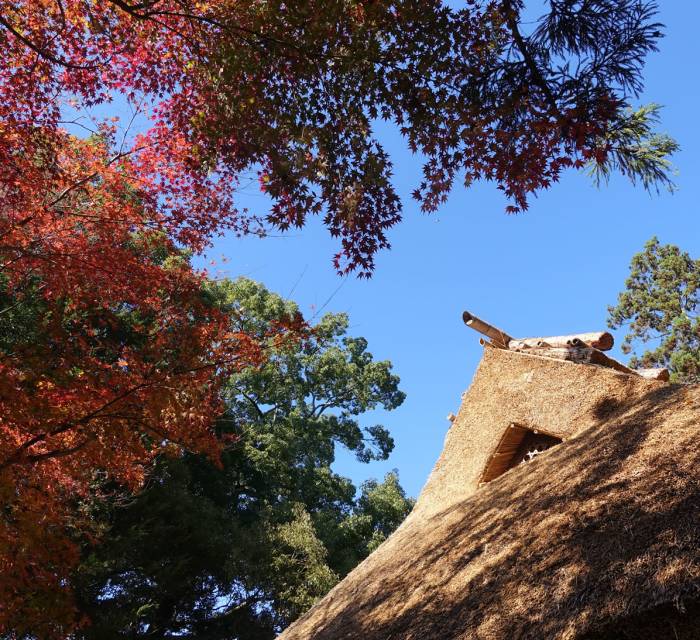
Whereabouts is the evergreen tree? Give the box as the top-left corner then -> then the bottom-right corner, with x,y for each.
71,278 -> 413,639
608,238 -> 700,383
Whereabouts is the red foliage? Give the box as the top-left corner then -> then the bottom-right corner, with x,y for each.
0,1 -> 632,276
0,4 -> 286,631
0,123 -> 276,634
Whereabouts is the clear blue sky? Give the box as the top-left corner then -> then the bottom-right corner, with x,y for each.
193,3 -> 699,499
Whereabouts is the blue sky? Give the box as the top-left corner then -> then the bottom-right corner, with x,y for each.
60,0 -> 691,499
193,2 -> 700,499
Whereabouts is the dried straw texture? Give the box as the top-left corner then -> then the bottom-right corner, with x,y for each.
279,348 -> 700,640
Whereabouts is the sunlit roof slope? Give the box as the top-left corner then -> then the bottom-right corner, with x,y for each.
279,347 -> 700,640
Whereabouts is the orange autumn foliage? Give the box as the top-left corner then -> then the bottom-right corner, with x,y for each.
0,128 -> 285,635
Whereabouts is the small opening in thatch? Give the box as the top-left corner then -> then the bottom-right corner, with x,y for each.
480,424 -> 562,484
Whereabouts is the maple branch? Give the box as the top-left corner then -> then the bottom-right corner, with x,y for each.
142,422 -> 192,450
106,0 -> 302,55
53,0 -> 67,29
0,146 -> 150,249
0,14 -> 97,70
0,297 -> 29,316
0,356 -> 245,471
0,379 -> 156,471
24,436 -> 96,464
106,0 -> 464,94
107,0 -> 162,11
48,145 -> 146,208
117,99 -> 145,156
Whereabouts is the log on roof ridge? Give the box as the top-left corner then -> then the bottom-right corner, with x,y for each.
509,331 -> 614,351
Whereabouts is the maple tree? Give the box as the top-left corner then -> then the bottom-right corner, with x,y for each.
0,134 -> 292,635
1,0 -> 676,272
0,0 -> 677,635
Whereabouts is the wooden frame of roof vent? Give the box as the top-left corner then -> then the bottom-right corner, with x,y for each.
479,423 -> 563,485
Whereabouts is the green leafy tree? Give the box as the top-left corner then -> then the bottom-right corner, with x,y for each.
70,278 -> 413,639
608,237 -> 700,383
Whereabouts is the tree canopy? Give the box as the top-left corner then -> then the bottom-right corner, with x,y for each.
1,0 -> 676,273
68,278 -> 412,639
608,238 -> 700,384
0,247 -> 293,636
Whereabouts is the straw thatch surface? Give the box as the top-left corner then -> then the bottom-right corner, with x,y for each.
279,348 -> 700,639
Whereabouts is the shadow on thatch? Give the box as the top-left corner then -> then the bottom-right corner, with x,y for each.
580,599 -> 700,639
280,351 -> 699,640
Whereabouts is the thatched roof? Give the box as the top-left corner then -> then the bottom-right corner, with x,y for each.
279,347 -> 700,639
